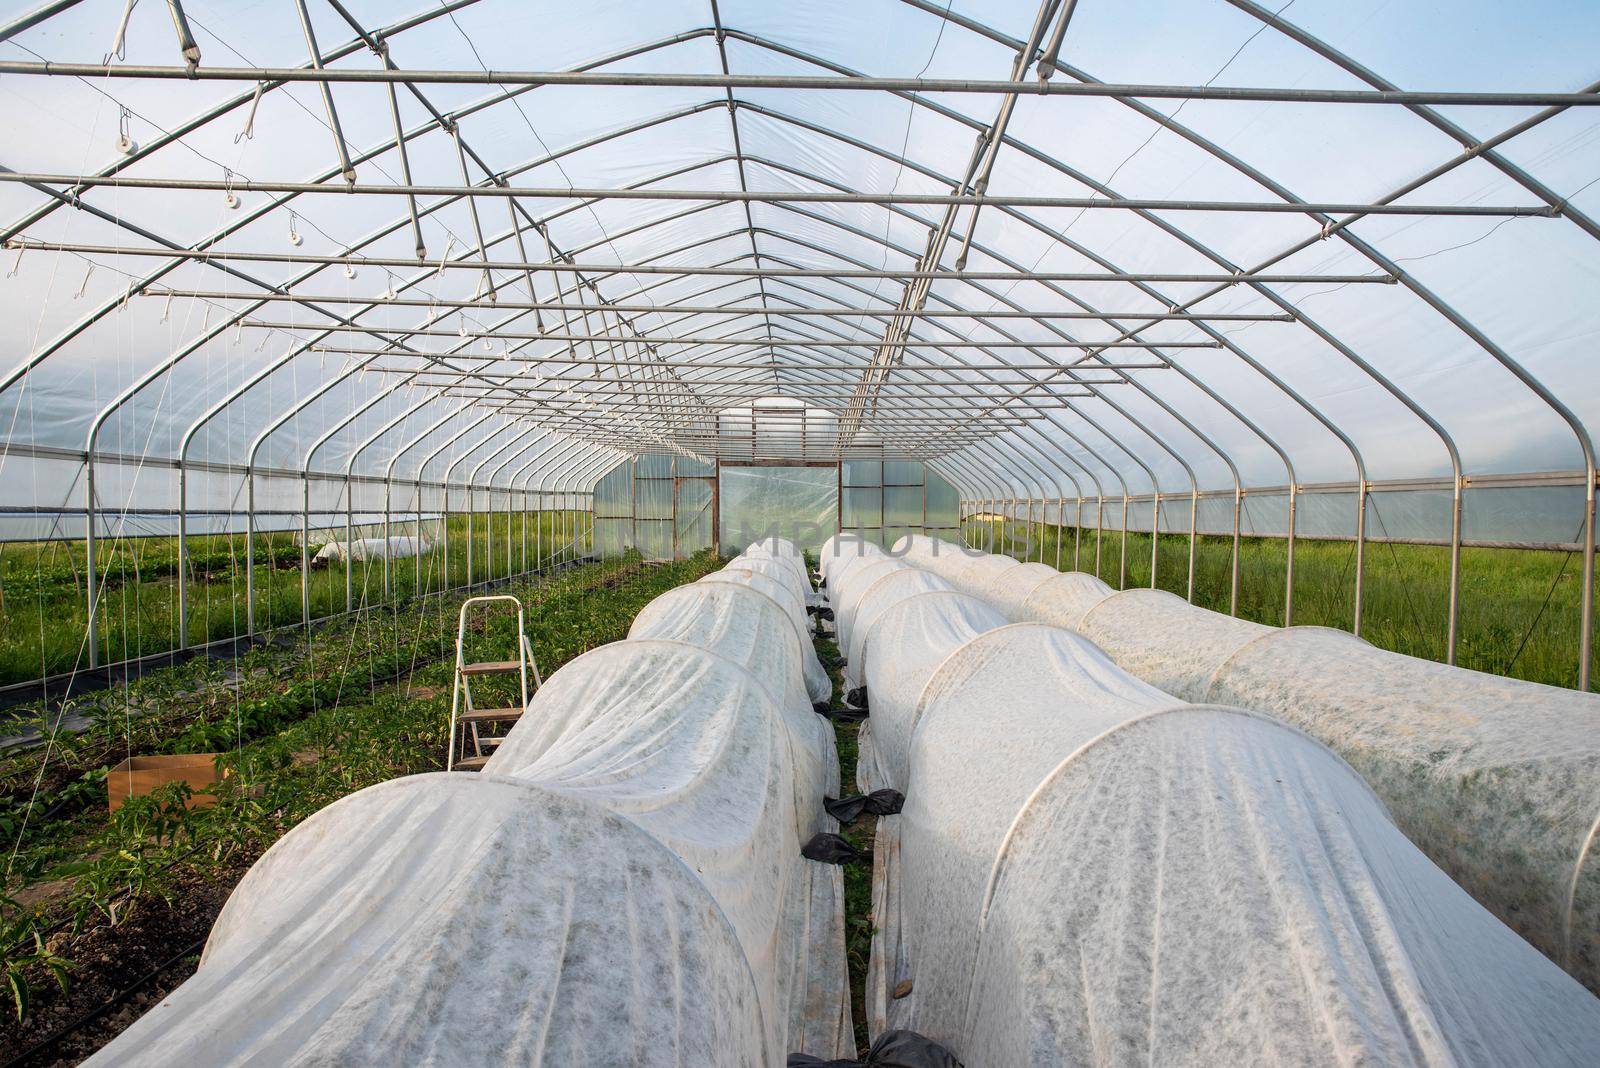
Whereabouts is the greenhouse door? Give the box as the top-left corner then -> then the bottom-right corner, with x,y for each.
674,472 -> 715,557
717,463 -> 839,554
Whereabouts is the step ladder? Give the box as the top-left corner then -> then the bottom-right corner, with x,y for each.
448,595 -> 542,771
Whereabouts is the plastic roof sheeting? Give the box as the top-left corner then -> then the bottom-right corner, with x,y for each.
0,2 -> 1596,668
0,0 -> 1594,489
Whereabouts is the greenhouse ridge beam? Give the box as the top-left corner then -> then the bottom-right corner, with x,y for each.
3,242 -> 1395,284
2,60 -> 1597,106
143,292 -> 1297,321
839,0 -> 1055,453
0,174 -> 1556,217
381,365 -> 1157,380
243,324 -> 1221,349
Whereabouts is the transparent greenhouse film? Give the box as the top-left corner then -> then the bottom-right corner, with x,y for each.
719,465 -> 837,554
0,0 -> 1598,1058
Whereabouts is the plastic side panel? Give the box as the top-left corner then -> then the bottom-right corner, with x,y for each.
883,486 -> 923,529
841,486 -> 883,529
635,519 -> 673,562
595,517 -> 632,557
924,473 -> 960,529
843,459 -> 882,486
635,477 -> 674,520
718,466 -> 838,554
675,479 -> 714,556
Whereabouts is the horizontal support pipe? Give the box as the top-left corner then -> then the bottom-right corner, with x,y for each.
428,378 -> 1114,395
250,322 -> 1220,348
463,399 -> 1061,418
398,374 -> 1140,389
309,349 -> 1167,370
145,290 -> 1299,321
5,240 -> 1398,283
0,61 -> 1594,107
435,391 -> 1096,407
0,172 -> 1555,216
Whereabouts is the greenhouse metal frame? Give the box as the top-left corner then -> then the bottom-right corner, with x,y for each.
0,0 -> 1595,691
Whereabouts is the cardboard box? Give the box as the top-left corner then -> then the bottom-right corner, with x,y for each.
107,754 -> 226,813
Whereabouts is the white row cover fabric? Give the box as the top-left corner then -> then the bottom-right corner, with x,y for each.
311,534 -> 432,563
629,579 -> 840,830
892,534 -> 981,581
714,544 -> 832,705
483,641 -> 841,1063
92,543 -> 849,1066
818,533 -> 886,588
908,536 -> 1600,996
843,569 -> 953,691
831,557 -> 913,659
87,775 -> 771,1066
853,591 -> 1008,797
821,548 -> 1600,1065
738,536 -> 811,588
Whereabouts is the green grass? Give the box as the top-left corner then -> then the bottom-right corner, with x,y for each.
0,510 -> 591,688
964,517 -> 1598,691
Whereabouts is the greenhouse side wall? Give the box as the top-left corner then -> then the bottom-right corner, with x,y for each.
0,449 -> 602,696
954,475 -> 1597,691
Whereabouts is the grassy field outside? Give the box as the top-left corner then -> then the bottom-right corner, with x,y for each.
963,516 -> 1598,692
0,510 -> 591,689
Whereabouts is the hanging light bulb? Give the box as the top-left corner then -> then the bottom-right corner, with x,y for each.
287,214 -> 302,247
